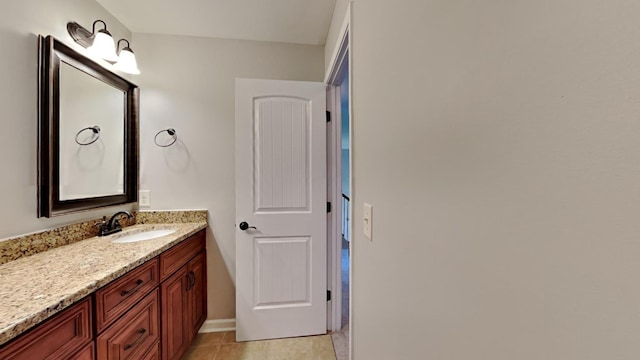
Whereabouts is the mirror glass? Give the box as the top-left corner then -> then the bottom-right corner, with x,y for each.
59,62 -> 125,200
38,35 -> 139,217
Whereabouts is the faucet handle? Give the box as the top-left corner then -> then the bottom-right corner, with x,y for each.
94,216 -> 109,236
94,216 -> 107,227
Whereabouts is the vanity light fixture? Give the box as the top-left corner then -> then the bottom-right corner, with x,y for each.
67,20 -> 141,75
67,20 -> 118,62
114,39 -> 140,75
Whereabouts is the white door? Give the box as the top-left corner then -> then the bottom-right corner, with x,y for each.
235,78 -> 327,342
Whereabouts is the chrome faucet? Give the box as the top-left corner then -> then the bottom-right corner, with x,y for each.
96,211 -> 134,236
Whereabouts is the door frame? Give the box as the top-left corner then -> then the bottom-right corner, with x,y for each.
325,0 -> 352,348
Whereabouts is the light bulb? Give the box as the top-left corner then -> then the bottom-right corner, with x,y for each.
115,48 -> 141,75
87,30 -> 118,62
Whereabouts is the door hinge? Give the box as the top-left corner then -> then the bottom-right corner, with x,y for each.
327,202 -> 332,213
326,110 -> 331,123
327,290 -> 332,301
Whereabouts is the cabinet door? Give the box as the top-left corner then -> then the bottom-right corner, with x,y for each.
161,266 -> 190,360
188,251 -> 207,340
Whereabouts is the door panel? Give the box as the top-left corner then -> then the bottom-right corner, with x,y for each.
254,97 -> 310,212
235,79 -> 327,341
254,236 -> 311,308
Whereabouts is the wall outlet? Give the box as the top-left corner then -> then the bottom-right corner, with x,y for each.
139,190 -> 151,207
363,203 -> 373,240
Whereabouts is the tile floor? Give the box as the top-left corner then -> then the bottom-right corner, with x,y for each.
183,331 -> 337,360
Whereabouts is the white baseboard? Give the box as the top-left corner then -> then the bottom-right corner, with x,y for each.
198,319 -> 236,333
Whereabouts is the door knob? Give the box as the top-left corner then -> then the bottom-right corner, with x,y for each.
239,222 -> 257,231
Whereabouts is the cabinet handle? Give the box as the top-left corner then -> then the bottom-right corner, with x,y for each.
124,328 -> 147,350
185,271 -> 197,291
186,273 -> 192,291
120,279 -> 144,296
188,271 -> 196,291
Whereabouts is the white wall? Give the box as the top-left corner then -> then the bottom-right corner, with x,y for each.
132,33 -> 324,319
330,1 -> 640,359
325,0 -> 350,75
0,0 -> 132,240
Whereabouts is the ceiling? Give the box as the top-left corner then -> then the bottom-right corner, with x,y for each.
96,0 -> 336,45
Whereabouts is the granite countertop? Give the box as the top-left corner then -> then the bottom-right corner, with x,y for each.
0,222 -> 207,346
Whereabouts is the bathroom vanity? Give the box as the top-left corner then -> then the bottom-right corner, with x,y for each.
0,222 -> 207,360
0,30 -> 215,359
0,32 -> 212,359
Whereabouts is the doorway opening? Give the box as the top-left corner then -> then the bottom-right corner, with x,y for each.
326,17 -> 351,360
339,64 -> 350,332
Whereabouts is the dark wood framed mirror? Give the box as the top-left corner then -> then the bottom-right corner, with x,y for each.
38,35 -> 139,218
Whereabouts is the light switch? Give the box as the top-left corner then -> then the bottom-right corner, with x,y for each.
363,203 -> 373,240
139,190 -> 151,207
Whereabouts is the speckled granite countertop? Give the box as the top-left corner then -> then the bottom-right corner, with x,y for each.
0,222 -> 207,346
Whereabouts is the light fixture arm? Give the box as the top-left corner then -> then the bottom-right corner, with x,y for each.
91,20 -> 109,35
67,22 -> 93,47
68,20 -> 112,48
117,39 -> 132,53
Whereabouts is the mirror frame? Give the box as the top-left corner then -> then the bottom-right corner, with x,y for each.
38,35 -> 139,218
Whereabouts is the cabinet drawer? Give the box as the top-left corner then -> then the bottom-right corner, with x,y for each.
95,258 -> 159,333
159,230 -> 205,280
0,297 -> 92,360
72,343 -> 95,360
141,342 -> 160,360
97,289 -> 160,360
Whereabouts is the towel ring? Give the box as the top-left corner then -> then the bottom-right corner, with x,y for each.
154,128 -> 177,147
75,126 -> 101,145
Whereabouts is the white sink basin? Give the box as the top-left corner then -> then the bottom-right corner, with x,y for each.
111,229 -> 177,243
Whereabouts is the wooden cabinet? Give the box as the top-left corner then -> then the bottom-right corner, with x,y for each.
0,229 -> 207,360
95,258 -> 159,333
161,266 -> 190,360
188,252 -> 207,336
159,230 -> 205,281
97,289 -> 160,360
160,231 -> 207,360
140,343 -> 160,360
0,297 -> 93,360
73,343 -> 95,360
